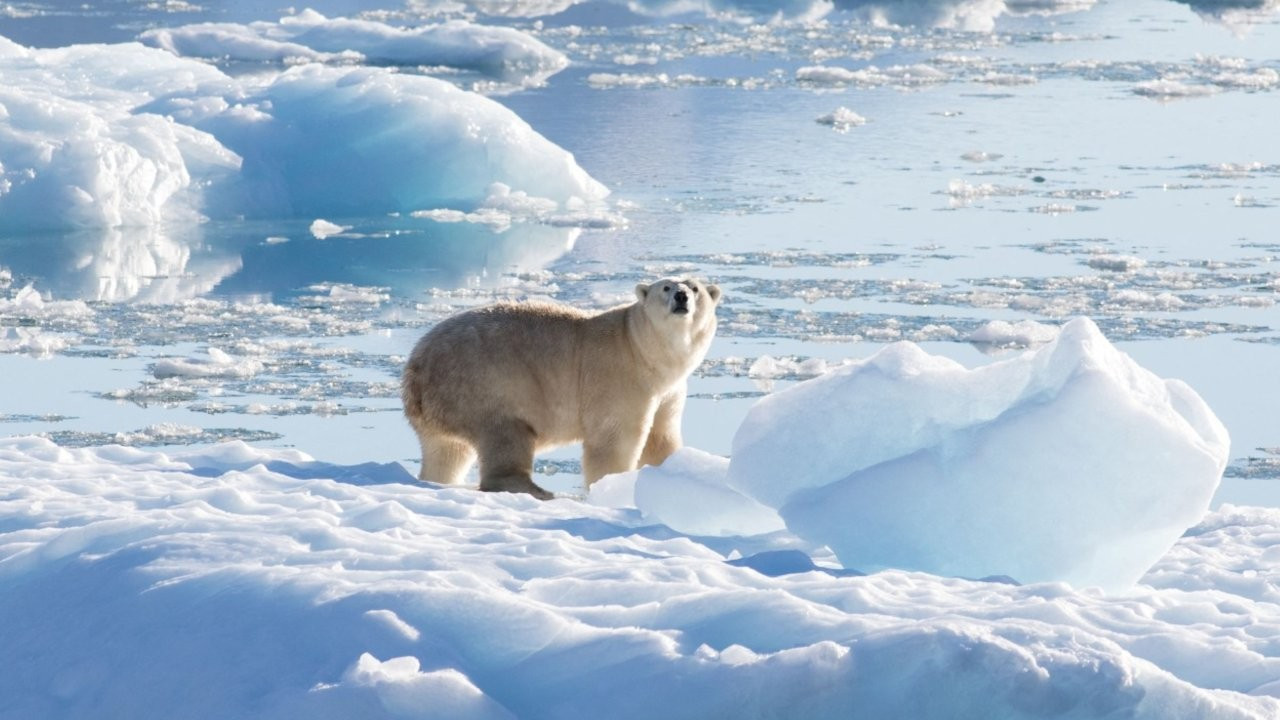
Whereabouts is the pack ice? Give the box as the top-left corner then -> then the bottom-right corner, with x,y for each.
728,317 -> 1229,590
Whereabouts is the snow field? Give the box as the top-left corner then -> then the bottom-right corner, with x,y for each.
1,436 -> 1277,718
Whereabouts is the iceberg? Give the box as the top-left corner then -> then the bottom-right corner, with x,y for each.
0,37 -> 605,233
728,318 -> 1230,590
140,10 -> 569,85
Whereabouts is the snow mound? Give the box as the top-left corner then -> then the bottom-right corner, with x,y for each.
140,10 -> 568,85
0,37 -> 605,231
729,317 -> 1230,590
1,436 -> 1278,718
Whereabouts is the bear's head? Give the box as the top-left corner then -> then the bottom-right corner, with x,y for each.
634,278 -> 721,327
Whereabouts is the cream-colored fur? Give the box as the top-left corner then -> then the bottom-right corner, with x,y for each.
402,278 -> 721,499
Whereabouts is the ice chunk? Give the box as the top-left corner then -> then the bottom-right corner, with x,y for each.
141,10 -> 569,85
309,219 -> 350,239
634,448 -> 784,537
152,347 -> 264,379
966,319 -> 1059,349
590,448 -> 784,537
728,318 -> 1229,590
815,107 -> 867,132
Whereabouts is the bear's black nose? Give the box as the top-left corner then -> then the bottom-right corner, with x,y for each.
674,290 -> 689,304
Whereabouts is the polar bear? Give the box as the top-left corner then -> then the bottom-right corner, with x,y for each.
402,278 -> 721,499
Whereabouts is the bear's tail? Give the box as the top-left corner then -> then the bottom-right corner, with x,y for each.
401,366 -> 425,424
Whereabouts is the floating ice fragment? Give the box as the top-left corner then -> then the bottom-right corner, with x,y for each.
797,63 -> 948,88
0,327 -> 70,357
815,107 -> 867,132
966,319 -> 1059,349
412,183 -> 627,230
1133,79 -> 1219,100
152,347 -> 265,380
310,219 -> 351,239
728,317 -> 1229,590
1087,254 -> 1147,272
960,150 -> 1004,162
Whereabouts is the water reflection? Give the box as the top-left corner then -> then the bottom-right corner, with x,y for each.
1172,0 -> 1280,32
0,217 -> 579,304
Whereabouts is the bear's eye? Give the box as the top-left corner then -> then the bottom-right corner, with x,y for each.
691,286 -> 699,293
664,285 -> 671,292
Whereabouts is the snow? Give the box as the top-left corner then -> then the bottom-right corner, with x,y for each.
590,448 -> 785,537
141,10 -> 569,85
1,435 -> 1278,718
728,318 -> 1230,591
0,35 -> 606,232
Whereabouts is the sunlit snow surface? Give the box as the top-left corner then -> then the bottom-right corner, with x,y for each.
2,0 -> 1280,716
3,437 -> 1280,719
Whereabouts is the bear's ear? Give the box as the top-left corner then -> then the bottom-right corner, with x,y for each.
635,283 -> 649,301
706,283 -> 722,304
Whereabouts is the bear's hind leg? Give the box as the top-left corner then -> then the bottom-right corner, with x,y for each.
417,432 -> 476,486
477,420 -> 554,500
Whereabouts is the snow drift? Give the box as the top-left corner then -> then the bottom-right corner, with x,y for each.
0,36 -> 604,233
728,317 -> 1229,590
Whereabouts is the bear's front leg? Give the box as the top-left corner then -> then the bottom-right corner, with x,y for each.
582,415 -> 651,487
639,386 -> 685,468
